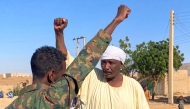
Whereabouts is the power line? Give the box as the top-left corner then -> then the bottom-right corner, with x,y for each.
175,37 -> 190,42
175,35 -> 190,39
175,40 -> 190,45
179,22 -> 190,23
175,18 -> 190,32
175,36 -> 190,41
175,19 -> 190,29
176,12 -> 190,14
162,21 -> 170,40
175,14 -> 190,17
175,25 -> 188,35
175,33 -> 190,38
175,18 -> 190,21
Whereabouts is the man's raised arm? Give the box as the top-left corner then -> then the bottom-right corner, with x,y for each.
54,18 -> 68,56
65,5 -> 131,84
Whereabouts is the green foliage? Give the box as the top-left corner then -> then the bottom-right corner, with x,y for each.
13,84 -> 21,96
131,39 -> 184,99
119,36 -> 134,75
132,39 -> 184,81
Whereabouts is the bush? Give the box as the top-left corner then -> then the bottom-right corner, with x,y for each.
13,84 -> 21,96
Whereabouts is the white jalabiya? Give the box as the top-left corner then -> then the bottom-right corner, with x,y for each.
65,51 -> 74,68
101,46 -> 126,64
66,51 -> 149,109
78,68 -> 150,109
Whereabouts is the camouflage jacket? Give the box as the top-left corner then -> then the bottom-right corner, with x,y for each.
6,30 -> 111,109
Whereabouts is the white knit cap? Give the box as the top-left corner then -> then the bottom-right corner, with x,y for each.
101,46 -> 126,64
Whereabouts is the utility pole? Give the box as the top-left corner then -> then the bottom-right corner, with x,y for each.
80,36 -> 86,47
73,36 -> 86,56
168,10 -> 174,104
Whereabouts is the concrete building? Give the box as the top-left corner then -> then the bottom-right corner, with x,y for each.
180,63 -> 190,76
5,73 -> 30,78
140,63 -> 190,95
156,70 -> 190,95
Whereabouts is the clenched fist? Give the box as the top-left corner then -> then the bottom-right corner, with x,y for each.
54,18 -> 68,34
115,5 -> 131,22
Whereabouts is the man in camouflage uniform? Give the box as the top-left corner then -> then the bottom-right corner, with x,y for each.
6,4 -> 129,109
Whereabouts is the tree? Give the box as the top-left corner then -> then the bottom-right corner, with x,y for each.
132,39 -> 184,99
119,36 -> 134,76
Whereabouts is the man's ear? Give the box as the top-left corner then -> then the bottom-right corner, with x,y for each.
120,62 -> 123,69
47,69 -> 55,83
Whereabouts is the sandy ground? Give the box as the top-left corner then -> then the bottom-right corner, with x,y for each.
1,96 -> 190,109
0,77 -> 190,109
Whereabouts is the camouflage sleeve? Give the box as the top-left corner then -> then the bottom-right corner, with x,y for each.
65,29 -> 111,85
65,29 -> 111,100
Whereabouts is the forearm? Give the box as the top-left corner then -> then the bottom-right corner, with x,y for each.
55,32 -> 67,56
104,18 -> 121,35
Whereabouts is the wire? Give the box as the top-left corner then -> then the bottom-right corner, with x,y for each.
175,33 -> 190,38
177,21 -> 190,31
175,25 -> 188,35
176,33 -> 190,38
175,18 -> 190,31
180,22 -> 190,23
175,19 -> 190,29
162,21 -> 170,40
176,12 -> 190,14
175,40 -> 190,45
175,37 -> 190,41
175,37 -> 190,42
175,15 -> 190,17
176,18 -> 190,21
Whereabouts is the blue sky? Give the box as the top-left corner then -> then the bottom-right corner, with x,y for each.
0,0 -> 190,75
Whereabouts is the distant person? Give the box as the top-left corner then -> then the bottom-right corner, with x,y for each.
20,82 -> 27,88
143,85 -> 151,102
7,91 -> 14,98
0,91 -> 4,98
177,95 -> 187,109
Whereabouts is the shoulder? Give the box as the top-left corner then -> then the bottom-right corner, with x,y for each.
82,68 -> 104,83
86,68 -> 103,77
123,76 -> 143,90
6,92 -> 36,108
124,76 -> 140,85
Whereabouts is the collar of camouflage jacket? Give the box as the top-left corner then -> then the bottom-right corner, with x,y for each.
19,83 -> 49,96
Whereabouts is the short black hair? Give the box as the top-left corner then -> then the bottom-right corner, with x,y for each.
31,46 -> 66,79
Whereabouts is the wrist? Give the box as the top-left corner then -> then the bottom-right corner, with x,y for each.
113,17 -> 122,24
55,31 -> 63,36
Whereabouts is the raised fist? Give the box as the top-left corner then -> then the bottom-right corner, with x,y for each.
115,5 -> 131,22
54,18 -> 68,33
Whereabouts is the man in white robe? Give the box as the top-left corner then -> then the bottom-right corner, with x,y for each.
76,46 -> 150,109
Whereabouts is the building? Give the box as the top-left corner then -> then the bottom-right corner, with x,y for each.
180,63 -> 190,76
140,63 -> 190,95
5,73 -> 30,78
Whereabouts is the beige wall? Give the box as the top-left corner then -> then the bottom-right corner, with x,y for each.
156,70 -> 190,95
139,70 -> 190,95
5,73 -> 30,78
